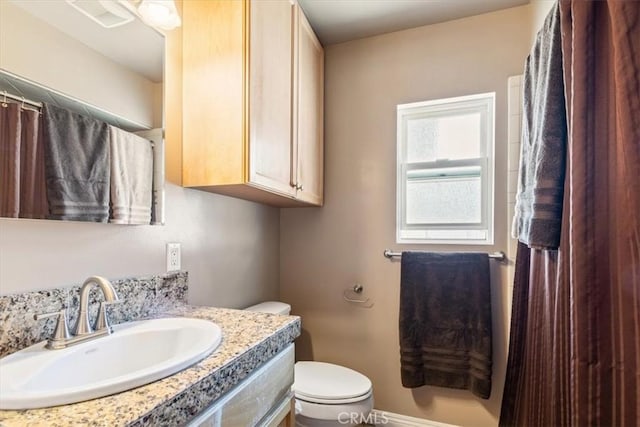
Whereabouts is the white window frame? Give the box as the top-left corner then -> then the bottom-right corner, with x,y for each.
396,92 -> 495,245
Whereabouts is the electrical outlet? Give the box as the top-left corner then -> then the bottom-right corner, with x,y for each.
166,243 -> 181,272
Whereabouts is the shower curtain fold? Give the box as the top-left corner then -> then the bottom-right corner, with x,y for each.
0,104 -> 47,219
500,1 -> 640,426
19,108 -> 48,219
0,104 -> 21,218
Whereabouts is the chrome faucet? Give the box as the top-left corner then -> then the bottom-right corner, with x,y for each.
34,276 -> 120,350
75,276 -> 119,336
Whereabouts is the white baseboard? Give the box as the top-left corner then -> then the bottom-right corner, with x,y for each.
369,410 -> 459,427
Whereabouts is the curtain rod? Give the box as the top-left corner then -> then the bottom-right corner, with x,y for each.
383,249 -> 507,262
2,90 -> 42,108
0,89 -> 156,148
1,70 -> 152,131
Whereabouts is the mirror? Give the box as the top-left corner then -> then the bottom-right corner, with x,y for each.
0,0 -> 165,224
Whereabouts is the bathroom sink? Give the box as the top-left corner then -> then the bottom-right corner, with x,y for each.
0,317 -> 222,410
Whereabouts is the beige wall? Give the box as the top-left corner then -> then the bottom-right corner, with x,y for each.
280,5 -> 540,426
0,2 -> 159,129
0,2 -> 280,306
0,183 -> 280,307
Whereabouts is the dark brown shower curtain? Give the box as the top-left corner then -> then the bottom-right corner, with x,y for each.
500,1 -> 640,426
0,103 -> 47,219
0,103 -> 21,217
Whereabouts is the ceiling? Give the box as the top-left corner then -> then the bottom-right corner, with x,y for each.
9,0 -> 531,76
298,0 -> 530,45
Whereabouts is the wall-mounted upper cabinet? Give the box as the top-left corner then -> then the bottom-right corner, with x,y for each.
166,0 -> 324,207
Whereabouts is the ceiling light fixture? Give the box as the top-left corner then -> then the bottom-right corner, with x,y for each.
137,0 -> 181,31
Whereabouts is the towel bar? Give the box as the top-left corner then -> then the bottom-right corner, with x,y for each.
383,249 -> 507,262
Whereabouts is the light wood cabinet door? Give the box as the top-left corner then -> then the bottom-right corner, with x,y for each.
170,0 -> 324,207
180,0 -> 246,188
248,0 -> 296,197
293,7 -> 324,205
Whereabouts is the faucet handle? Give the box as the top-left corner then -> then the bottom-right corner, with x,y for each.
93,300 -> 122,333
34,308 -> 72,348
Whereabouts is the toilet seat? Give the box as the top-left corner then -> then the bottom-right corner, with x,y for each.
294,361 -> 372,404
296,389 -> 373,405
295,395 -> 374,423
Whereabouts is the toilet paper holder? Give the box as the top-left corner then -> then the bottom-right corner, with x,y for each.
343,284 -> 374,308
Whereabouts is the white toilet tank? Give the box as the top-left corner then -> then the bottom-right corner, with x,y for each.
245,301 -> 291,315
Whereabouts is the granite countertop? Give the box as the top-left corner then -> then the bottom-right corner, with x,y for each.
0,306 -> 301,427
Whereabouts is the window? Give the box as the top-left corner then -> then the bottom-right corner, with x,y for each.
397,93 -> 495,244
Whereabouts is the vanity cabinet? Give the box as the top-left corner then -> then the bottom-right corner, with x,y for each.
187,344 -> 295,427
167,0 -> 324,207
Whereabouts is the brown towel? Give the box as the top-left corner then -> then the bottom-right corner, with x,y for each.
399,251 -> 492,399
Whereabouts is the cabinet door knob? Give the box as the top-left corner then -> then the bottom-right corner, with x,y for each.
296,184 -> 304,191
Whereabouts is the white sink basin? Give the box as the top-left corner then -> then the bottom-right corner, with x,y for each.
0,317 -> 222,410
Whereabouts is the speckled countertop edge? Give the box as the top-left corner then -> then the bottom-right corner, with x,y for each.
0,306 -> 301,427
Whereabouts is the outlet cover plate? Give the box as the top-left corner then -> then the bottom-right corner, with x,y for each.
166,243 -> 181,272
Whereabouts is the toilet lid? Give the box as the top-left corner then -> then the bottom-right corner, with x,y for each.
294,362 -> 372,403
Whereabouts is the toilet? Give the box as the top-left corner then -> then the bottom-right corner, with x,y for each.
245,302 -> 374,427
